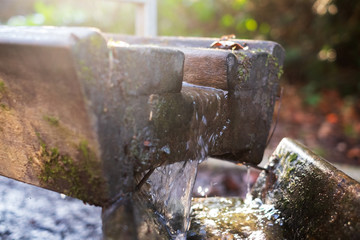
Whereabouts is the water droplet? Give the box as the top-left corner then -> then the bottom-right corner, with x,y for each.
201,115 -> 207,126
246,166 -> 251,196
160,145 -> 171,154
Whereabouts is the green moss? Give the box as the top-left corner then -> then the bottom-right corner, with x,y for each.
277,66 -> 284,79
43,115 -> 59,126
265,54 -> 283,80
0,80 -> 5,93
0,103 -> 10,111
288,153 -> 298,162
235,53 -> 251,82
37,137 -> 106,206
233,51 -> 247,61
0,79 -> 6,103
78,140 -> 89,160
265,150 -> 359,239
90,35 -> 104,50
77,60 -> 94,83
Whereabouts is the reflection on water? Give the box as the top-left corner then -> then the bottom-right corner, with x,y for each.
187,197 -> 285,240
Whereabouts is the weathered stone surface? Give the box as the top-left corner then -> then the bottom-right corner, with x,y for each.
106,35 -> 285,64
108,34 -> 285,165
252,138 -> 360,239
0,26 -> 284,239
0,26 -> 109,206
109,44 -> 184,95
0,26 -> 186,206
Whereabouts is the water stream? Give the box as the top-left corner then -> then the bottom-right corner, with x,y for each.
185,162 -> 286,240
130,81 -> 287,239
130,82 -> 230,239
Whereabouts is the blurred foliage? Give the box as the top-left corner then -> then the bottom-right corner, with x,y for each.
1,0 -> 136,34
158,0 -> 360,98
1,0 -> 359,98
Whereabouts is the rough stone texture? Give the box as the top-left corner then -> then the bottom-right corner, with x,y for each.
106,35 -> 285,64
0,26 -> 108,206
109,45 -> 184,95
107,34 -> 285,165
252,138 -> 360,239
0,26 -> 284,239
0,26 -> 186,206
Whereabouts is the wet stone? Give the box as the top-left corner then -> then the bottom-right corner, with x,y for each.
252,138 -> 360,239
109,45 -> 184,95
0,26 -> 285,239
187,197 -> 285,240
109,34 -> 285,166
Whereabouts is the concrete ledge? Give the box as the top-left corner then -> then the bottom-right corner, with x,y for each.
252,138 -> 360,239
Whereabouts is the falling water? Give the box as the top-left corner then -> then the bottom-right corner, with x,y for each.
245,165 -> 252,204
131,82 -> 230,239
187,164 -> 286,239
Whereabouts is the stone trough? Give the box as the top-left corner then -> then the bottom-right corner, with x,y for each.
188,138 -> 360,239
0,26 -> 286,239
1,26 -> 359,239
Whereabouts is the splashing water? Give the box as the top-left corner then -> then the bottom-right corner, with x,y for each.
188,197 -> 285,239
132,82 -> 231,239
187,162 -> 287,239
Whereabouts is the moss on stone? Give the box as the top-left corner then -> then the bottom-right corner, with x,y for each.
43,115 -> 59,126
89,34 -> 104,50
265,54 -> 284,81
0,80 -> 10,111
288,153 -> 298,162
234,52 -> 251,82
253,142 -> 360,239
0,80 -> 5,94
0,103 -> 10,111
77,60 -> 95,83
37,136 -> 106,206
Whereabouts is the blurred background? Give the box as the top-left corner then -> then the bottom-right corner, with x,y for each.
1,0 -> 359,166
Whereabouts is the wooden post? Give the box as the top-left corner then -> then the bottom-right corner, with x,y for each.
113,0 -> 157,36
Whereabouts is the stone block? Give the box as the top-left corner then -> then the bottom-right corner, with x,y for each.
0,26 -> 185,206
107,34 -> 285,165
252,138 -> 360,239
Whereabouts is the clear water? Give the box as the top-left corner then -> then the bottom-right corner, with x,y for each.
187,197 -> 285,240
146,160 -> 200,238
135,82 -> 230,239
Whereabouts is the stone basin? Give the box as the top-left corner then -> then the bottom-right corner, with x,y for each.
188,138 -> 360,239
0,26 -> 284,239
